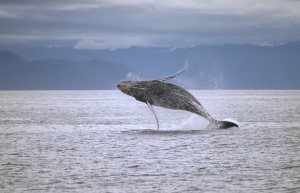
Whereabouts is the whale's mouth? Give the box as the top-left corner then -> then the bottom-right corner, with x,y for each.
116,83 -> 122,90
117,81 -> 132,92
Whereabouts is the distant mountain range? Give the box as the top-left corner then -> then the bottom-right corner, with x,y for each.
1,42 -> 300,89
0,51 -> 130,89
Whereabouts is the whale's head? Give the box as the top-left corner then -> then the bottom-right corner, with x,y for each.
117,81 -> 134,95
117,80 -> 146,97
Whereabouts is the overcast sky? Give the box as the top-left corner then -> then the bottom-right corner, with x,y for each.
1,0 -> 300,50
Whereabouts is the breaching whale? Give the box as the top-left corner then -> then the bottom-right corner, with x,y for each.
117,67 -> 238,130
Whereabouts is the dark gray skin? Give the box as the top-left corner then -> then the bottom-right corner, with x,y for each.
117,79 -> 238,130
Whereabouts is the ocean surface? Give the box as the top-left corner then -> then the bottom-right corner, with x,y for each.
0,90 -> 299,193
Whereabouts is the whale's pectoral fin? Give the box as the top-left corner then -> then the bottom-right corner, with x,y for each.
146,101 -> 160,130
159,62 -> 189,82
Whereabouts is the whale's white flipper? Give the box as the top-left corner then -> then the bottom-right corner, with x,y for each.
159,61 -> 189,82
146,101 -> 160,130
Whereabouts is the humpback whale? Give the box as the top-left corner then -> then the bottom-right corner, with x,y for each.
117,67 -> 238,130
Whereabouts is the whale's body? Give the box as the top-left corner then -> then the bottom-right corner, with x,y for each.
117,76 -> 238,130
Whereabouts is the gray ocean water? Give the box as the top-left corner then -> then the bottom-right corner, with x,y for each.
0,90 -> 299,193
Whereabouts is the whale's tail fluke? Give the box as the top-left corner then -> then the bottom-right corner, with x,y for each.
215,120 -> 238,129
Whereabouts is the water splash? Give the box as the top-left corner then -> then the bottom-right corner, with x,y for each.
212,74 -> 224,90
173,115 -> 210,130
126,72 -> 144,81
183,58 -> 190,71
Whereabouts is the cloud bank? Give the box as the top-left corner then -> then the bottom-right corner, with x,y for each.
0,0 -> 300,49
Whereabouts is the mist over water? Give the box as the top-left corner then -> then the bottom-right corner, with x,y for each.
0,90 -> 299,192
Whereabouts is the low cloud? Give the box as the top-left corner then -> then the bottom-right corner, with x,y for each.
74,36 -> 149,50
0,0 -> 300,49
0,9 -> 17,19
74,39 -> 106,50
